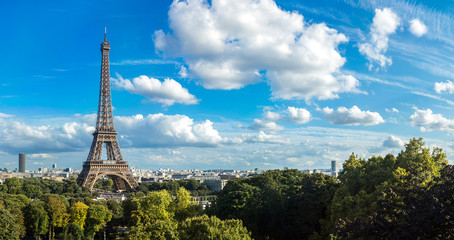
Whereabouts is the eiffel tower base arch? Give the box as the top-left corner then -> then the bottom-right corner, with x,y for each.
77,163 -> 138,191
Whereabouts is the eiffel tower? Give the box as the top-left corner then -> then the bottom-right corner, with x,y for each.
77,28 -> 138,191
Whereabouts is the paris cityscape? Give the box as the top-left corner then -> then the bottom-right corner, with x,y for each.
1,0 -> 454,239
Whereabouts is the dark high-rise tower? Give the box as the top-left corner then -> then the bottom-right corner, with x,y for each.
19,153 -> 25,173
77,28 -> 138,191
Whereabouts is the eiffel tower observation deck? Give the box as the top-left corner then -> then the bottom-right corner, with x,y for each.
77,28 -> 138,191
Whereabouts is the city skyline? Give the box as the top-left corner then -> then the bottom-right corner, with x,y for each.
1,0 -> 454,171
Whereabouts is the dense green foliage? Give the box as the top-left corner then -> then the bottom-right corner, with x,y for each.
93,178 -> 115,192
138,179 -> 214,196
123,187 -> 251,239
333,138 -> 450,239
212,169 -> 339,239
1,137 -> 453,239
0,179 -> 248,239
0,177 -> 91,199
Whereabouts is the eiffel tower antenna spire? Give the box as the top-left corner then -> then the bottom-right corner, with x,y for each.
77,30 -> 138,191
104,26 -> 107,41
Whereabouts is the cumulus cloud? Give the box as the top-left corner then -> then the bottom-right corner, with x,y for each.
359,8 -> 400,70
243,131 -> 289,144
112,74 -> 198,106
409,19 -> 428,37
382,136 -> 404,148
286,107 -> 311,124
434,80 -> 454,94
321,106 -> 385,126
248,119 -> 283,131
248,106 -> 312,131
0,117 -> 94,154
114,114 -> 228,147
409,108 -> 454,132
0,113 -> 231,154
263,111 -> 281,122
154,0 -> 360,100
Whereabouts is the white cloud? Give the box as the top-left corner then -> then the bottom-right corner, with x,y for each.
0,117 -> 94,154
321,106 -> 385,126
359,8 -> 400,70
112,74 -> 198,106
0,113 -> 232,154
115,114 -> 226,147
409,108 -> 454,132
178,66 -> 188,78
286,107 -> 311,124
0,113 -> 14,118
248,119 -> 283,131
29,153 -> 54,159
411,91 -> 454,106
382,136 -> 404,148
385,108 -> 399,113
155,0 -> 360,101
110,59 -> 177,66
248,106 -> 312,131
434,80 -> 454,94
263,111 -> 281,122
409,19 -> 427,37
243,131 -> 289,144
343,0 -> 454,44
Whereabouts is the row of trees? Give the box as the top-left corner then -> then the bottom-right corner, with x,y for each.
0,193 -> 112,239
136,179 -> 214,196
0,183 -> 250,239
123,188 -> 251,239
0,178 -> 90,198
209,138 -> 453,239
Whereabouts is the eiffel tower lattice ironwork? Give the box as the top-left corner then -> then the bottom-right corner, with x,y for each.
77,28 -> 138,191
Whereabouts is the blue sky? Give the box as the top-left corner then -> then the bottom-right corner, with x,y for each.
1,0 -> 454,171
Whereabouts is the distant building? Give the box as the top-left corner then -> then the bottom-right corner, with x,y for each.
204,179 -> 228,192
19,153 -> 25,173
52,163 -> 57,169
331,160 -> 339,177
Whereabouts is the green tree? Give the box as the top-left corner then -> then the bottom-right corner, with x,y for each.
24,184 -> 42,198
179,215 -> 252,240
213,169 -> 338,240
84,204 -> 112,238
126,190 -> 181,239
25,201 -> 49,240
0,193 -> 29,237
69,202 -> 89,230
173,187 -> 201,222
4,177 -> 23,194
93,178 -> 115,191
333,138 -> 449,238
0,208 -> 23,240
336,166 -> 454,239
45,196 -> 69,239
60,222 -> 84,240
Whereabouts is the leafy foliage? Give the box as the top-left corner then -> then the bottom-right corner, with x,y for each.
84,203 -> 112,237
25,201 -> 49,239
334,138 -> 450,238
139,179 -> 213,196
213,169 -> 339,239
0,208 -> 24,240
179,215 -> 252,240
69,202 -> 89,230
